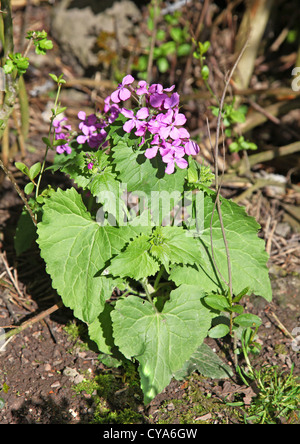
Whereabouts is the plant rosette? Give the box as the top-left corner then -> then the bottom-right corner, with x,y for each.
16,75 -> 272,404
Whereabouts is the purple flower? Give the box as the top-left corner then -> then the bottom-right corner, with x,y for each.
77,126 -> 107,148
87,162 -> 94,170
121,107 -> 149,134
184,140 -> 200,156
53,117 -> 72,154
162,141 -> 188,174
157,109 -> 190,140
163,92 -> 180,110
103,96 -> 111,113
111,75 -> 134,103
103,96 -> 121,123
136,80 -> 149,96
77,111 -> 108,148
145,135 -> 161,159
78,111 -> 97,126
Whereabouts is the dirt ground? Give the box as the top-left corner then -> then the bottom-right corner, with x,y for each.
0,0 -> 300,424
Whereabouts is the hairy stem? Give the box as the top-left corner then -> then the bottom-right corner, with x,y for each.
140,278 -> 157,311
35,82 -> 63,198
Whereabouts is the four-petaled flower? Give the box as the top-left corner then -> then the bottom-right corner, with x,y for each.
110,75 -> 134,103
121,107 -> 149,134
157,109 -> 190,140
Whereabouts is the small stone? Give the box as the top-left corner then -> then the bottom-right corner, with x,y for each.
166,402 -> 175,411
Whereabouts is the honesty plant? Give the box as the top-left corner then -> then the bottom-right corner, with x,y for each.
15,75 -> 272,404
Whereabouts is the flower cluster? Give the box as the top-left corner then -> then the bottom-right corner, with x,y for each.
56,75 -> 199,175
77,111 -> 108,149
107,75 -> 200,174
53,117 -> 72,154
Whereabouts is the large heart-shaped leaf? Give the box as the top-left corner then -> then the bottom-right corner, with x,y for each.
170,193 -> 272,301
37,188 -> 143,323
111,285 -> 212,404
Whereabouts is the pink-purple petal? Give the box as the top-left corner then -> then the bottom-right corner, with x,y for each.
122,74 -> 135,86
123,119 -> 135,133
136,107 -> 149,119
175,157 -> 188,169
121,108 -> 134,118
145,146 -> 158,159
77,135 -> 87,144
174,112 -> 187,126
165,161 -> 175,175
119,87 -> 131,101
185,140 -> 200,155
110,89 -> 121,103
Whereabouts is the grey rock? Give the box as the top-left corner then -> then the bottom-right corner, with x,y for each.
51,0 -> 142,74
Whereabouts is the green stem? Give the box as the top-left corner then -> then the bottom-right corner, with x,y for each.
2,0 -> 14,58
153,266 -> 164,291
0,1 -> 19,140
35,83 -> 62,198
140,278 -> 157,311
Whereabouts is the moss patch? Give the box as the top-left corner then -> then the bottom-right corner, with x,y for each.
154,375 -> 242,424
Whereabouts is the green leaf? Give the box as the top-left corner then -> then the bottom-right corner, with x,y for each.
53,138 -> 68,147
177,43 -> 191,57
42,136 -> 51,146
204,294 -> 230,311
199,41 -> 210,55
159,41 -> 176,56
3,59 -> 15,74
14,208 -> 37,255
157,57 -> 169,73
170,193 -> 272,301
149,226 -> 203,272
174,342 -> 233,380
229,141 -> 239,152
49,73 -> 58,83
111,285 -> 212,404
15,161 -> 29,176
24,182 -> 34,195
201,65 -> 210,80
88,302 -> 115,354
111,140 -> 186,223
37,188 -> 144,323
156,29 -> 166,41
233,287 -> 249,303
109,234 -> 159,280
233,313 -> 262,328
229,109 -> 246,123
29,162 -> 41,180
208,323 -> 230,338
89,166 -> 126,225
169,27 -> 183,43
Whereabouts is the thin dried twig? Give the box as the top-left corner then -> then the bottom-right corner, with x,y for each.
0,251 -> 24,300
0,159 -> 37,226
213,38 -> 249,303
0,301 -> 63,352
